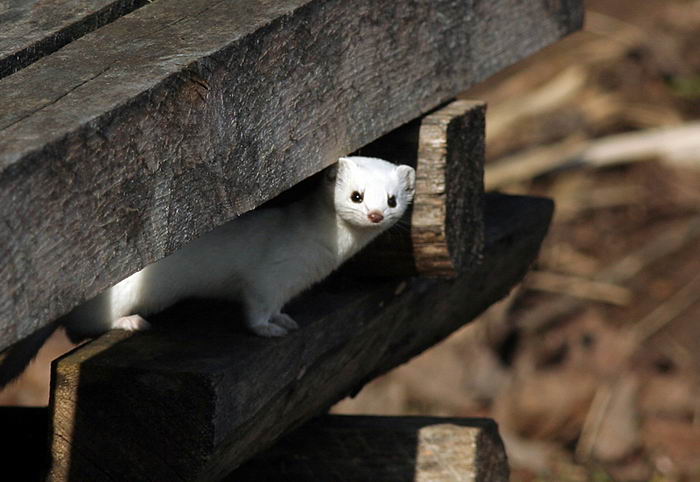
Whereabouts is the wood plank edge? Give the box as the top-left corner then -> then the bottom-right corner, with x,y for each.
0,0 -> 149,80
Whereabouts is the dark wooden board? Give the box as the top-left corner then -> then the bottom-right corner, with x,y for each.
0,0 -> 148,79
49,193 -> 553,481
0,0 -> 583,350
0,406 -> 51,481
232,415 -> 509,481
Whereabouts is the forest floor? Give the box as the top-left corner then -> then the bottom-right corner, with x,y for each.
334,1 -> 700,480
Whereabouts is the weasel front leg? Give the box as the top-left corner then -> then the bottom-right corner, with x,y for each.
245,311 -> 287,337
270,312 -> 299,331
243,294 -> 299,337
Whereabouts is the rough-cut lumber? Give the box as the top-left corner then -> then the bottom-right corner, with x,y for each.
352,100 -> 485,278
232,415 -> 509,481
0,0 -> 583,351
0,0 -> 148,79
48,193 -> 553,481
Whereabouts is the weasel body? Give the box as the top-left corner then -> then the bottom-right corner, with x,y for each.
0,156 -> 415,385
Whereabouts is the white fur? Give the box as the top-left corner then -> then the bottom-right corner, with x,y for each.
64,156 -> 415,338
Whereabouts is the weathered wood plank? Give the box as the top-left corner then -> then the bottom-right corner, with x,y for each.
0,0 -> 583,350
49,193 -> 553,481
231,415 -> 509,481
353,99 -> 485,277
0,0 -> 148,79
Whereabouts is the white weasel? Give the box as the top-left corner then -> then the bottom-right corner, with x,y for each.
0,156 -> 415,385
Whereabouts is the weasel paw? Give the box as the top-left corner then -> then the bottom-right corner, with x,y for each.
248,322 -> 289,337
112,315 -> 151,331
271,313 -> 299,331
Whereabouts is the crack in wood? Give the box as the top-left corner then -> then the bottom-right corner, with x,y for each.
1,66 -> 113,132
0,0 -> 150,80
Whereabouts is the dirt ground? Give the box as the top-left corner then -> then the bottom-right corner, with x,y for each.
334,1 -> 700,480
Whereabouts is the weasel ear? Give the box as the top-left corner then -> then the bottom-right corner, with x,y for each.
397,165 -> 416,195
327,156 -> 355,182
338,156 -> 357,171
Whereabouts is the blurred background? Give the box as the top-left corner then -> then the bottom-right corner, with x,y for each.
3,0 -> 699,480
334,0 -> 700,480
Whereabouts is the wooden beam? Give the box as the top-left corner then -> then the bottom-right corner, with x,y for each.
232,415 -> 509,481
49,193 -> 553,481
0,0 -> 148,79
354,100 -> 485,277
0,0 -> 583,350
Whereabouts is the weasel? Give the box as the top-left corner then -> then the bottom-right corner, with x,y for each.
0,156 -> 415,387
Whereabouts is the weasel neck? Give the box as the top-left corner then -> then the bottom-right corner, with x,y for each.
299,191 -> 380,264
333,216 -> 382,262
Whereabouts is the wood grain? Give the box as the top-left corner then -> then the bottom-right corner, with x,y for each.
0,0 -> 148,79
0,0 -> 583,350
49,193 -> 553,481
232,415 -> 509,481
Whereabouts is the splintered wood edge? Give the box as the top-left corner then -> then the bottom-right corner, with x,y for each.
413,100 -> 486,277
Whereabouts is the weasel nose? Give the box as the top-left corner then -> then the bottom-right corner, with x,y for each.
368,211 -> 384,224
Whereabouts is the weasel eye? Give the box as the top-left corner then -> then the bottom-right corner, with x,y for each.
351,191 -> 363,203
388,195 -> 397,208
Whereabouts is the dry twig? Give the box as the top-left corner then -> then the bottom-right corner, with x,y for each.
632,272 -> 700,344
526,271 -> 632,306
517,217 -> 700,333
486,124 -> 700,190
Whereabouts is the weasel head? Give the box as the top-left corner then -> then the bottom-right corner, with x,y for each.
325,156 -> 415,230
